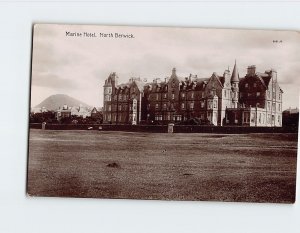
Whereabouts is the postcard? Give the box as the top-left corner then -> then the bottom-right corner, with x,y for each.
28,24 -> 299,203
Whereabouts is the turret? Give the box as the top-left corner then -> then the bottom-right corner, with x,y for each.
171,68 -> 177,78
231,60 -> 239,108
103,72 -> 118,123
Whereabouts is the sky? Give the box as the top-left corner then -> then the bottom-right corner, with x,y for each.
31,24 -> 300,110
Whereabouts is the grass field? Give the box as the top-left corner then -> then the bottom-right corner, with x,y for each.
27,129 -> 298,203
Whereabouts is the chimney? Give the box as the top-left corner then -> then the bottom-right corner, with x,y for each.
247,65 -> 256,75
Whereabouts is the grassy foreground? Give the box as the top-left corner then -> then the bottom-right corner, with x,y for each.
27,129 -> 298,203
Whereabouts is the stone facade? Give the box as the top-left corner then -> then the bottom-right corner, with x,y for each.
103,62 -> 283,127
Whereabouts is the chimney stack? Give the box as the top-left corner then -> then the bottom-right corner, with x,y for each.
247,65 -> 256,75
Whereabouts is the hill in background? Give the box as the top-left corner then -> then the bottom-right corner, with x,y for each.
34,94 -> 92,111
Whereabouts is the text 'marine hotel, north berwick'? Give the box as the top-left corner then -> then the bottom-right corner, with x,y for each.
103,61 -> 283,127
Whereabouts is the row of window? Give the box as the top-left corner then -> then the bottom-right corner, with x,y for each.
267,102 -> 281,112
154,115 -> 182,121
150,101 -> 210,111
267,90 -> 281,100
150,92 -> 207,101
248,112 -> 281,125
104,113 -> 136,122
240,92 -> 261,98
105,104 -> 137,112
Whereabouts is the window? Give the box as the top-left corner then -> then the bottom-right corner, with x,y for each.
278,104 -> 281,112
251,113 -> 255,123
224,90 -> 226,97
201,92 -> 205,98
147,104 -> 150,110
190,102 -> 194,110
191,92 -> 194,99
155,104 -> 159,110
201,101 -> 205,108
243,112 -> 250,123
133,87 -> 136,93
208,100 -> 213,109
245,83 -> 249,88
254,83 -> 257,88
279,93 -> 281,100
268,102 -> 271,110
119,95 -> 122,101
173,115 -> 182,121
119,105 -> 122,111
257,92 -> 260,97
272,103 -> 275,111
267,90 -> 270,98
273,92 -> 275,99
163,103 -> 167,110
213,100 -> 217,108
108,105 -> 111,111
163,93 -> 167,99
258,113 -> 261,124
278,115 -> 281,124
170,103 -> 174,110
155,115 -> 162,121
182,93 -> 185,98
181,103 -> 185,109
156,94 -> 159,100
172,93 -> 175,100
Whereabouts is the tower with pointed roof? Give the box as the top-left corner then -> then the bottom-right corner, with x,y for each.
231,60 -> 239,108
103,72 -> 118,123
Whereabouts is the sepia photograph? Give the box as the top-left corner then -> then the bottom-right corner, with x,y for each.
27,24 -> 299,203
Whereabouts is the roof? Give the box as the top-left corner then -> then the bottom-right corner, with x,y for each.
231,60 -> 239,82
283,108 -> 299,114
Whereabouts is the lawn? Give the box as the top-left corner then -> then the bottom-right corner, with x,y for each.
27,129 -> 298,203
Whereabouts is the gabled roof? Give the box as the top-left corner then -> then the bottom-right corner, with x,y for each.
134,80 -> 145,92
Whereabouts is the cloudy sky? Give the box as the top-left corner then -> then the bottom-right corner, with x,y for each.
31,24 -> 299,110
